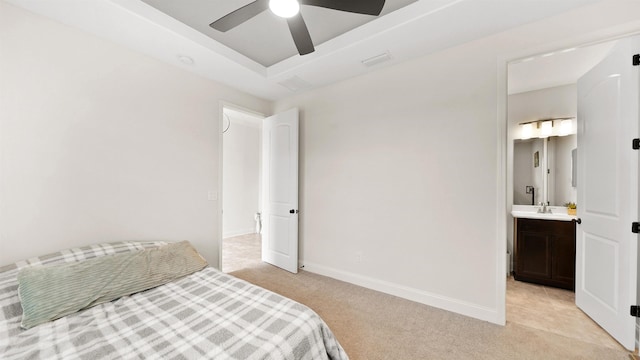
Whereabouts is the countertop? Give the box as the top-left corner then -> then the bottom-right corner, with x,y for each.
511,205 -> 578,222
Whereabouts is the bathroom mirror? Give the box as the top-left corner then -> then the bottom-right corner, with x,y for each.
514,138 -> 544,205
513,134 -> 577,206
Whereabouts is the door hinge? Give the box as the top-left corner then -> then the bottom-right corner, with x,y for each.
632,306 -> 640,317
634,54 -> 640,66
633,222 -> 640,234
634,138 -> 640,150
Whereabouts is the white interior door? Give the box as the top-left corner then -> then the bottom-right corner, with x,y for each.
576,36 -> 639,350
261,108 -> 299,273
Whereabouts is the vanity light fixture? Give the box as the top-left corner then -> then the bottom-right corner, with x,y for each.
539,121 -> 553,138
521,123 -> 535,139
559,119 -> 573,136
518,117 -> 576,140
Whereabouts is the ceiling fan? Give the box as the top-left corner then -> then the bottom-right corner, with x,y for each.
210,0 -> 386,56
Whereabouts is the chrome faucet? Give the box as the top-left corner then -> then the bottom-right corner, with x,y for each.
537,202 -> 551,214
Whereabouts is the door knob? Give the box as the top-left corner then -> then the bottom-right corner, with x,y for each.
289,209 -> 298,214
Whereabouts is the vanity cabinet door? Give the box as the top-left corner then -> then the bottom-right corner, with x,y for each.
551,224 -> 576,288
516,230 -> 552,280
514,218 -> 576,290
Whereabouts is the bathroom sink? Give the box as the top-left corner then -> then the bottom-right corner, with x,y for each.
511,206 -> 577,222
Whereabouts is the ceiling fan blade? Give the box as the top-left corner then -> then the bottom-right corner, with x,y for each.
210,0 -> 269,32
287,14 -> 315,56
300,0 -> 386,16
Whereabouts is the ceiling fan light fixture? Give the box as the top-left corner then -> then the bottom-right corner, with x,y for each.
210,0 -> 386,56
269,0 -> 300,18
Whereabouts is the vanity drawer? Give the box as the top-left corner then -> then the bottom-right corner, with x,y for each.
516,218 -> 574,235
517,218 -> 548,232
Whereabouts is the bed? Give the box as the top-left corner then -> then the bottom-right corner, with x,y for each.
0,241 -> 348,359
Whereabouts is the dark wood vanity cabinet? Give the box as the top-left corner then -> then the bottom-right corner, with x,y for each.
514,218 -> 576,290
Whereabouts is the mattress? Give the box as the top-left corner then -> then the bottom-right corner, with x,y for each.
0,241 -> 348,359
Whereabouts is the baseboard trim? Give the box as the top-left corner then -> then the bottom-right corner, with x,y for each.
302,261 -> 501,324
222,228 -> 256,239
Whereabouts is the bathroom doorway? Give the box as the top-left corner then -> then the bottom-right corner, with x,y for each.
506,38 -> 630,351
221,105 -> 265,273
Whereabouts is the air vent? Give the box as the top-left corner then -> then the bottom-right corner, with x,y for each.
278,76 -> 312,92
361,51 -> 392,68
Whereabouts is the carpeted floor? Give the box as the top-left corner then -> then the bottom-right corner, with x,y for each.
223,234 -> 632,359
230,263 -> 633,360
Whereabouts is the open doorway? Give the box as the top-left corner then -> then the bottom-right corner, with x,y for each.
506,39 -> 626,350
221,105 -> 265,273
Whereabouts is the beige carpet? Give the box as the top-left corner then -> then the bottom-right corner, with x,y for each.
230,263 -> 632,360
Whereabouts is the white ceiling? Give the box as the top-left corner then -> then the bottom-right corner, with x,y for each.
508,40 -> 616,94
6,0 -> 602,101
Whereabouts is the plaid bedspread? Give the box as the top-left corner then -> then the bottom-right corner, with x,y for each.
0,242 -> 348,359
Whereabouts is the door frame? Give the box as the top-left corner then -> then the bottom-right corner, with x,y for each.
498,30 -> 640,330
218,101 -> 267,271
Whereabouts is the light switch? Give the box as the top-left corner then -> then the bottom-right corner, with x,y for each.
208,191 -> 218,201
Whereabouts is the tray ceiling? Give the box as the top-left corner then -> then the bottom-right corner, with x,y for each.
141,0 -> 417,67
5,0 -> 604,100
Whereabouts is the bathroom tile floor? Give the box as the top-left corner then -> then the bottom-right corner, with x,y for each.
506,276 -> 625,351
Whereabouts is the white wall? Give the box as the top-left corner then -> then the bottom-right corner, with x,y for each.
0,2 -> 271,267
276,44 -> 502,322
275,2 -> 640,323
222,115 -> 261,238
